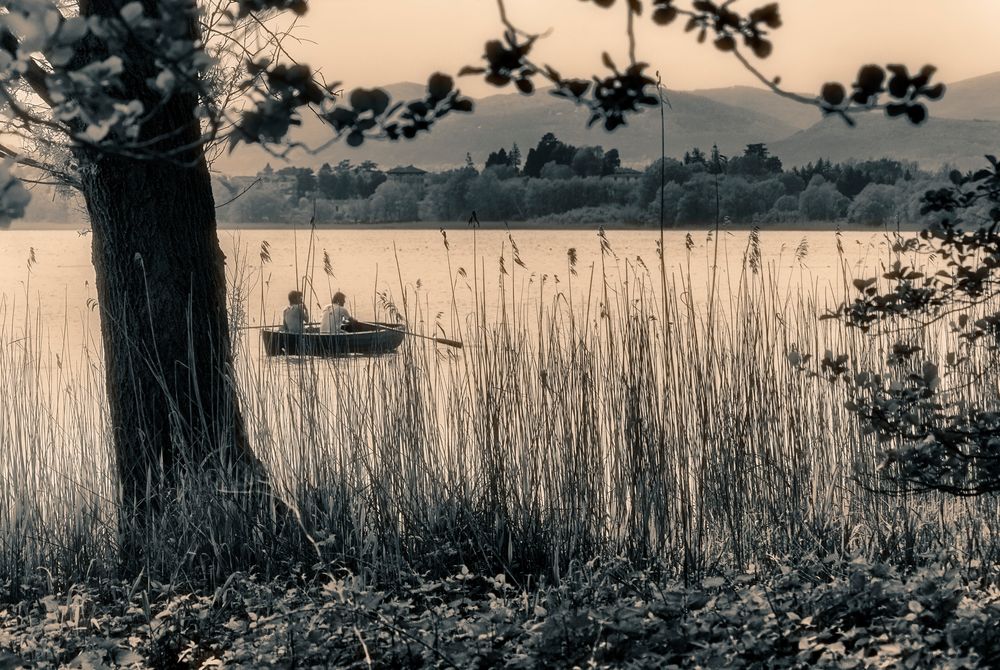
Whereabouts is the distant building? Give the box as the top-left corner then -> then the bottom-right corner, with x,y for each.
253,163 -> 296,193
386,165 -> 429,186
603,167 -> 642,183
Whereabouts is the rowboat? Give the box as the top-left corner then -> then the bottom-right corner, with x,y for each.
261,323 -> 406,357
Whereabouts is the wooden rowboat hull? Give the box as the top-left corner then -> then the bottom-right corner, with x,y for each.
261,324 -> 406,357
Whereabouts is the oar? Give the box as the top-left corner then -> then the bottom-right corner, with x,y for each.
239,320 -> 320,331
238,322 -> 316,331
357,321 -> 463,349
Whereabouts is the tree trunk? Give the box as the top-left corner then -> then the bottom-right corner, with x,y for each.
75,1 -> 266,554
81,148 -> 257,509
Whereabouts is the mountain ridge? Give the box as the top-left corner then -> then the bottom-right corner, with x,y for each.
211,71 -> 1000,175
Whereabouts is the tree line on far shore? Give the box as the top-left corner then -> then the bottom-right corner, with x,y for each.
205,132 -> 966,227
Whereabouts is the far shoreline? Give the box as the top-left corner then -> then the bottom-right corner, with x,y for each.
9,219 -> 926,234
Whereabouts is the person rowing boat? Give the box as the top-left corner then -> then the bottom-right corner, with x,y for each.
281,290 -> 309,334
319,291 -> 359,333
264,289 -> 461,357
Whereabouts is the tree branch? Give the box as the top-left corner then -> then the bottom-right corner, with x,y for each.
0,29 -> 56,108
626,2 -> 637,66
0,141 -> 81,189
729,47 -> 817,106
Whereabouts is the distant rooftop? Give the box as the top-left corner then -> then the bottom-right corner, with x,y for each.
605,167 -> 641,177
387,165 -> 428,175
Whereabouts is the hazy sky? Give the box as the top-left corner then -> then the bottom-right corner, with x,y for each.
292,1 -> 999,96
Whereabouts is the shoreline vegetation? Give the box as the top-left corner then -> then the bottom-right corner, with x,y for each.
8,218 -> 928,233
2,226 -> 999,666
20,134 -> 962,233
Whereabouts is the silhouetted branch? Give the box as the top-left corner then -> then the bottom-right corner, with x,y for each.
729,47 -> 816,106
0,142 -> 81,190
215,177 -> 261,209
626,2 -> 637,66
0,28 -> 57,108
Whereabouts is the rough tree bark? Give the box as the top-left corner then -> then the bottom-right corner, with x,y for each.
75,1 -> 263,535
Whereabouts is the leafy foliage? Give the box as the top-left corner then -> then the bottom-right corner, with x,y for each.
802,156 -> 1000,495
236,71 -> 475,149
460,1 -> 940,134
576,0 -> 782,57
460,29 -> 539,92
2,556 -> 998,668
0,161 -> 30,226
820,64 -> 946,126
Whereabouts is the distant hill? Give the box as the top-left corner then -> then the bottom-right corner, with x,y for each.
212,83 -> 800,174
929,71 -> 1000,122
694,72 -> 1000,129
770,114 -> 1000,170
691,85 -> 819,130
210,73 -> 1000,175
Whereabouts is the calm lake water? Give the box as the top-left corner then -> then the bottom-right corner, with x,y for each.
0,224 -> 902,353
0,223 -> 918,500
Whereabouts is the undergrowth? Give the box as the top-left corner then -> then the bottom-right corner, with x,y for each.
2,553 -> 999,668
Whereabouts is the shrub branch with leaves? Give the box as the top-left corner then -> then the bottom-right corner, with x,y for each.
796,157 -> 1000,496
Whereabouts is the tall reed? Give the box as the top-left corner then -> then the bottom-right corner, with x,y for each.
2,228 -> 999,598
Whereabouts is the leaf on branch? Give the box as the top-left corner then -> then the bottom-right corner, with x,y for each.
748,4 -> 782,29
602,52 -> 618,73
715,35 -> 735,51
427,73 -> 455,101
821,83 -> 846,107
852,65 -> 885,105
652,1 -> 679,25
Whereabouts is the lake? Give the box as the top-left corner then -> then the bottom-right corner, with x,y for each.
0,224 -> 901,354
0,222 -> 946,577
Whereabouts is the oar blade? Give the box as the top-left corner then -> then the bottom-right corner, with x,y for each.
435,337 -> 463,349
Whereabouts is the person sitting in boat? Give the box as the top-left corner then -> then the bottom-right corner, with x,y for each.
282,290 -> 309,333
320,291 -> 358,333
